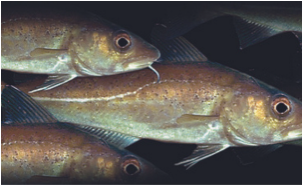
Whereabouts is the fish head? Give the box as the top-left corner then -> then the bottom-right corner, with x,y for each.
112,154 -> 170,184
71,26 -> 160,76
86,149 -> 170,184
224,80 -> 302,146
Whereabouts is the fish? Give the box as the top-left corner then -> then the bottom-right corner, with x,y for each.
1,8 -> 160,93
12,24 -> 302,169
161,2 -> 301,49
1,85 -> 170,184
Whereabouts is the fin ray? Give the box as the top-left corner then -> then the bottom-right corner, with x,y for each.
29,75 -> 76,93
175,144 -> 229,169
151,24 -> 208,64
233,16 -> 282,49
73,125 -> 140,149
2,85 -> 58,125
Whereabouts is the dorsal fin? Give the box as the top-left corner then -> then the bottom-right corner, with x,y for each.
151,24 -> 208,64
1,85 -> 58,125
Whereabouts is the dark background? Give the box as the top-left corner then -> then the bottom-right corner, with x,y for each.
2,2 -> 302,184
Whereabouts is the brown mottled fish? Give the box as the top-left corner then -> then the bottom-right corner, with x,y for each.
13,25 -> 302,169
1,86 -> 169,184
1,8 -> 160,93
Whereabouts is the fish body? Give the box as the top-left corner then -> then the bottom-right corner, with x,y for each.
14,62 -> 302,145
163,2 -> 302,49
1,86 -> 169,184
13,29 -> 302,167
1,8 -> 160,92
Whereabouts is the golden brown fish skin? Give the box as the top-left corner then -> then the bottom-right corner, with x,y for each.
15,63 -> 302,146
1,9 -> 160,76
1,123 -> 165,184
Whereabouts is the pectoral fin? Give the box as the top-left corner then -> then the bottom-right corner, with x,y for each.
30,48 -> 67,58
175,144 -> 229,169
29,75 -> 77,93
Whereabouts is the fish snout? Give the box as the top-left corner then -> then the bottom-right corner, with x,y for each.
147,44 -> 161,61
133,35 -> 161,62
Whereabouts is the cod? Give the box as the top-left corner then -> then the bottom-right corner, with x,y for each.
12,25 -> 302,168
1,8 -> 160,92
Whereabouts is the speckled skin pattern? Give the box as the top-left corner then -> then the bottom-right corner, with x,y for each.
1,123 -> 167,184
1,9 -> 160,76
15,63 -> 302,146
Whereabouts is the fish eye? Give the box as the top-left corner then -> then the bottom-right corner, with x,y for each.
114,32 -> 131,49
272,96 -> 291,117
117,37 -> 130,48
122,157 -> 141,176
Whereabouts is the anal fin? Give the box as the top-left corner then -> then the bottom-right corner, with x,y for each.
175,144 -> 229,169
29,74 -> 76,93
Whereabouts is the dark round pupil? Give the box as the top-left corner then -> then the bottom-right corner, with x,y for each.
276,102 -> 288,114
118,38 -> 129,48
125,163 -> 138,175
